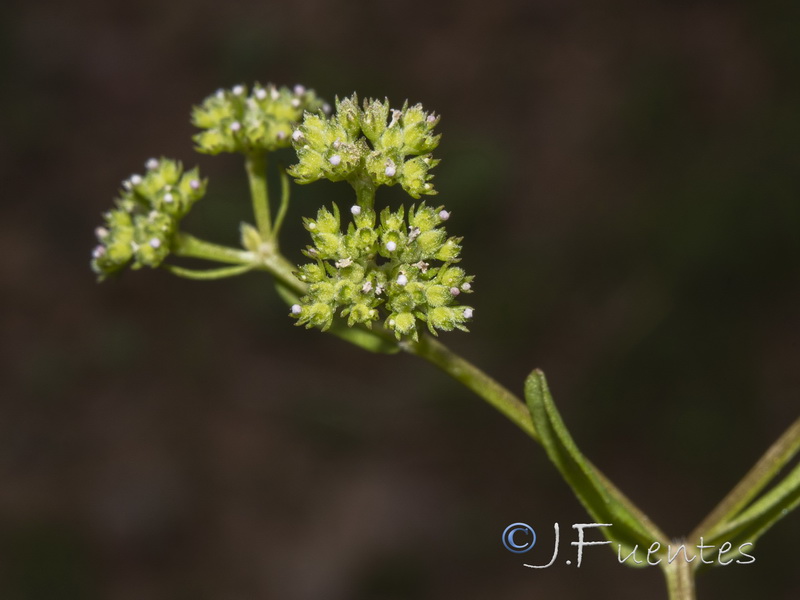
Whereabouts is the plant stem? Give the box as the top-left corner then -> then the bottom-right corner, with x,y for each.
163,263 -> 255,280
349,174 -> 376,210
173,233 -> 255,265
246,151 -> 272,238
403,334 -> 538,441
271,168 -> 291,243
689,416 -> 800,542
663,556 -> 696,600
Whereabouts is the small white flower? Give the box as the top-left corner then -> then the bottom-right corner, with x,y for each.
375,284 -> 384,296
426,114 -> 437,123
350,205 -> 362,216
293,84 -> 306,96
255,88 -> 267,100
450,287 -> 460,296
329,154 -> 342,166
215,89 -> 225,100
322,103 -> 332,115
332,139 -> 341,149
292,129 -> 303,142
335,257 -> 353,268
92,245 -> 106,258
130,174 -> 143,186
190,179 -> 201,190
308,222 -> 317,230
145,158 -> 159,170
149,238 -> 162,249
232,84 -> 245,96
163,193 -> 174,203
396,273 -> 408,286
276,131 -> 286,140
95,227 -> 109,240
463,308 -> 474,319
291,304 -> 302,315
408,226 -> 420,241
385,163 -> 396,177
229,121 -> 241,132
291,98 -> 301,108
361,280 -> 373,293
461,282 -> 471,291
385,241 -> 397,252
439,210 -> 450,221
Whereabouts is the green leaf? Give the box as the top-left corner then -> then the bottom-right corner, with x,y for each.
525,369 -> 668,565
703,459 -> 800,563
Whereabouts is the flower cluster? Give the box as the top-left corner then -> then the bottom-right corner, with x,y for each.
91,158 -> 206,278
192,83 -> 325,155
289,95 -> 441,198
290,202 -> 473,339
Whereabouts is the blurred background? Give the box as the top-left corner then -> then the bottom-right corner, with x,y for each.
2,0 -> 799,598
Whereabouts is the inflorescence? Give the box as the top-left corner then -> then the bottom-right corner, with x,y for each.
289,202 -> 474,340
91,158 -> 206,278
289,95 -> 441,199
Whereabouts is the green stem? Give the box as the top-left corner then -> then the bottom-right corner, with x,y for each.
689,416 -> 800,542
163,263 -> 255,280
246,151 -> 272,237
403,334 -> 538,441
271,169 -> 291,243
349,173 -> 377,210
173,233 -> 255,265
663,555 -> 696,600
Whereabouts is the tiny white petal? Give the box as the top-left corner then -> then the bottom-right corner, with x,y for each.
361,280 -> 373,293
385,241 -> 397,252
461,282 -> 471,291
385,165 -> 396,177
396,274 -> 408,286
439,209 -> 450,221
291,304 -> 302,315
350,205 -> 362,215
329,154 -> 342,166
450,287 -> 460,296
145,158 -> 159,170
292,129 -> 303,142
229,121 -> 241,132
255,88 -> 267,100
232,84 -> 245,96
463,308 -> 474,319
149,238 -> 162,249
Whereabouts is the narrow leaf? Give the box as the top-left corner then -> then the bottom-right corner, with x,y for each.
525,369 -> 668,564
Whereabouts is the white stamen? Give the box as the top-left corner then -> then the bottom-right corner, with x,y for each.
463,308 -> 474,319
292,129 -> 303,142
255,88 -> 267,100
385,164 -> 396,177
350,205 -> 362,216
439,209 -> 450,221
232,84 -> 245,96
130,174 -> 143,186
396,274 -> 408,286
149,238 -> 162,249
229,121 -> 241,132
163,193 -> 174,203
450,287 -> 460,296
385,241 -> 397,252
329,154 -> 342,166
291,304 -> 302,315
190,179 -> 201,190
145,158 -> 159,170
461,282 -> 471,291
293,84 -> 306,96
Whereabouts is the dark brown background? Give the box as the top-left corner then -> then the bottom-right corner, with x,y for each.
2,0 -> 799,598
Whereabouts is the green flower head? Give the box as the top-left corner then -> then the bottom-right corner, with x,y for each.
289,95 -> 441,198
192,83 -> 325,155
91,158 -> 206,279
290,202 -> 473,340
